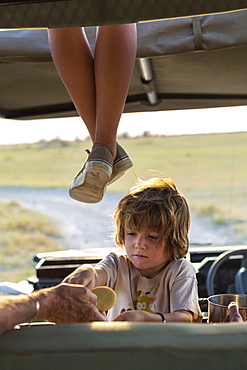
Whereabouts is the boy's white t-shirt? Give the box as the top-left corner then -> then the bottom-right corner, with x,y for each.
97,252 -> 202,322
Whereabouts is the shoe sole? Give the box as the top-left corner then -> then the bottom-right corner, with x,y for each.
108,156 -> 133,185
69,160 -> 112,203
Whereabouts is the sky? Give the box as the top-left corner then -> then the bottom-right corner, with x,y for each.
1,105 -> 247,145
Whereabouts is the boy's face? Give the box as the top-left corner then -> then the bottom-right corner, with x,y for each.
124,227 -> 168,278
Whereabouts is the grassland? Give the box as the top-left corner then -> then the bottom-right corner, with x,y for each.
1,132 -> 247,215
1,133 -> 246,189
0,201 -> 62,282
0,132 -> 247,281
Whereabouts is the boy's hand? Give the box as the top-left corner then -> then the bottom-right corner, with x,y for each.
63,264 -> 95,290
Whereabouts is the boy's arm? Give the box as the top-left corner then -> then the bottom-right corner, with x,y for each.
113,309 -> 193,322
63,264 -> 107,290
158,310 -> 193,322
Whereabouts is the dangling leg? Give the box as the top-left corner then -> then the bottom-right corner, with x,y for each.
48,24 -> 137,202
48,27 -> 108,202
93,24 -> 137,185
92,24 -> 137,158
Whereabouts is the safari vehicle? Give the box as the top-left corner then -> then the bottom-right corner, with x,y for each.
0,1 -> 247,369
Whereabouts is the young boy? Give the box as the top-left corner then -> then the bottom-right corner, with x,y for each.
64,177 -> 202,322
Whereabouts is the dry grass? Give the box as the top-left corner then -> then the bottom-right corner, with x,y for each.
0,201 -> 62,282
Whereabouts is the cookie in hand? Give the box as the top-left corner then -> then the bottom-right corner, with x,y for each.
92,286 -> 117,311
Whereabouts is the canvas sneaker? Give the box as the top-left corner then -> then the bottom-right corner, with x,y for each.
108,143 -> 133,185
69,146 -> 113,203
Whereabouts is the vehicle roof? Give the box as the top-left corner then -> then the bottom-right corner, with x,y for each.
1,0 -> 247,28
0,2 -> 247,119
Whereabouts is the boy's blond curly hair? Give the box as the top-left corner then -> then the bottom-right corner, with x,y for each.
114,177 -> 190,261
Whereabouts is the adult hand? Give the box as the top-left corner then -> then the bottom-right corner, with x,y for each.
35,283 -> 107,324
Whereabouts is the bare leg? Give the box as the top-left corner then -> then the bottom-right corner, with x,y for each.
93,24 -> 137,157
47,24 -> 137,158
47,28 -> 96,140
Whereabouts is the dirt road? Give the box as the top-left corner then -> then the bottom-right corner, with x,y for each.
0,187 -> 231,250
